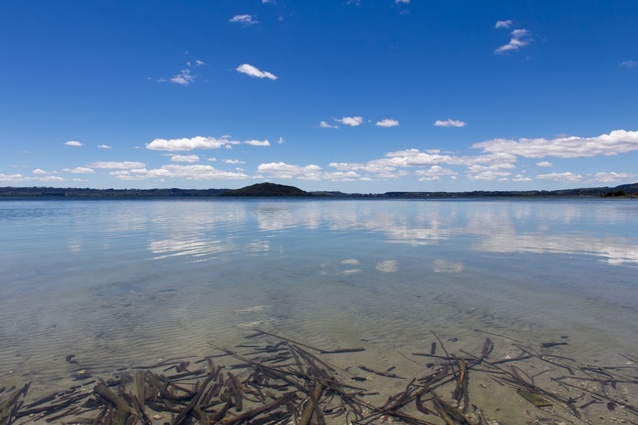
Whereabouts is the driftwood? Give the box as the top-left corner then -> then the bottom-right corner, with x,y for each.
1,331 -> 637,425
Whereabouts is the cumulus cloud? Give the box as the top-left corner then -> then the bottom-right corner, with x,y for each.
97,144 -> 111,149
495,28 -> 532,54
328,149 -> 518,182
229,14 -> 259,25
170,154 -> 200,163
395,0 -> 409,3
147,136 -> 235,151
243,139 -> 271,147
537,172 -> 583,183
536,161 -> 553,167
32,169 -> 48,174
512,174 -> 532,182
376,119 -> 399,127
0,173 -> 25,182
495,20 -> 513,29
111,164 -> 247,181
319,120 -> 338,129
65,140 -> 82,147
257,162 -> 323,180
415,165 -> 457,181
170,69 -> 195,85
434,119 -> 465,128
87,161 -> 146,169
255,162 -> 361,182
592,172 -> 637,183
64,167 -> 95,174
336,116 -> 364,127
473,130 -> 638,158
236,64 -> 277,80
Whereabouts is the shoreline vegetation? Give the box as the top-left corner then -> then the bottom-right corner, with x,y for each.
0,182 -> 637,199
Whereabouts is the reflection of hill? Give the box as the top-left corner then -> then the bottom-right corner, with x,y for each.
0,182 -> 637,198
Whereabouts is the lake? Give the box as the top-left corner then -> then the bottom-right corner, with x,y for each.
1,198 -> 637,423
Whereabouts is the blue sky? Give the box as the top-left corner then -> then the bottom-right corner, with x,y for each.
1,1 -> 637,192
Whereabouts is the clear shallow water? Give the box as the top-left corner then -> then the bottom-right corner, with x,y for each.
1,198 -> 638,421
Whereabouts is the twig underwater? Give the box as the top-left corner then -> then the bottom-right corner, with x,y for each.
1,330 -> 637,425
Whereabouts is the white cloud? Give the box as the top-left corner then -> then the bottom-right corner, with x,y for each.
434,119 -> 465,128
195,60 -> 206,66
64,167 -> 95,174
512,174 -> 532,182
230,14 -> 259,25
495,28 -> 532,54
466,163 -> 513,181
495,20 -> 513,29
278,137 -> 285,144
0,173 -> 25,182
329,149 -> 518,182
257,162 -> 323,180
236,64 -> 277,80
87,161 -> 146,169
149,136 -> 269,151
170,69 -> 195,85
536,161 -> 553,167
319,120 -> 338,129
620,60 -> 638,68
34,175 -> 66,182
32,168 -> 48,174
65,140 -> 82,147
147,136 -> 236,151
111,164 -> 247,181
336,116 -> 364,127
592,172 -> 637,183
395,0 -> 410,3
473,130 -> 638,158
224,159 -> 245,164
243,139 -> 271,147
256,162 -> 362,182
97,144 -> 111,149
376,119 -> 399,127
415,165 -> 457,181
537,172 -> 583,183
170,154 -> 200,163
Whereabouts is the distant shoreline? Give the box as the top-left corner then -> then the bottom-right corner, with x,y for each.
1,182 -> 636,199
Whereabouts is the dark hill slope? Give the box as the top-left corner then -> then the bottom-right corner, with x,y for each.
221,183 -> 310,197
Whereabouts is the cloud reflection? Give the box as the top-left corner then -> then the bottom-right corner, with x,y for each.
148,238 -> 234,260
433,259 -> 464,273
141,200 -> 638,266
376,260 -> 398,272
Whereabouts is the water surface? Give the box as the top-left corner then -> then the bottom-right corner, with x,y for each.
1,198 -> 637,422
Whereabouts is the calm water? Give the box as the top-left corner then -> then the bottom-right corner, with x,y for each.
1,198 -> 638,420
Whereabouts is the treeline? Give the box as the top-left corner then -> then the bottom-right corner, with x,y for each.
0,187 -> 228,198
0,182 -> 636,199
